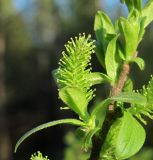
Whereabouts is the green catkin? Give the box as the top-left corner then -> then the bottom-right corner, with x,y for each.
130,75 -> 153,124
30,151 -> 50,160
56,34 -> 96,102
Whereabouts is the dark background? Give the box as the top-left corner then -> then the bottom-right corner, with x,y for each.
0,0 -> 153,160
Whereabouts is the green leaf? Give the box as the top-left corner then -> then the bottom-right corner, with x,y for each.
133,57 -> 145,70
134,0 -> 142,11
124,0 -> 134,11
91,98 -> 111,118
15,119 -> 85,153
83,128 -> 100,150
120,0 -> 142,11
116,112 -> 146,159
117,40 -> 126,61
87,72 -> 112,85
138,17 -> 146,42
142,0 -> 153,27
127,9 -> 146,42
111,92 -> 147,105
59,87 -> 89,121
105,35 -> 119,83
94,11 -> 115,41
118,16 -> 139,61
123,78 -> 133,92
90,100 -> 109,128
94,11 -> 116,67
100,111 -> 146,159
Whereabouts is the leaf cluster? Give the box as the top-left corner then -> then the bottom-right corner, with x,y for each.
15,1 -> 153,160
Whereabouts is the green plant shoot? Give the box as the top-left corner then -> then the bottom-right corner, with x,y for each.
15,1 -> 153,160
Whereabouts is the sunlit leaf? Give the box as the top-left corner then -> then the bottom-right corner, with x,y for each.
105,35 -> 119,83
100,111 -> 146,159
142,0 -> 153,27
118,16 -> 139,61
59,87 -> 89,120
111,92 -> 147,105
94,11 -> 116,67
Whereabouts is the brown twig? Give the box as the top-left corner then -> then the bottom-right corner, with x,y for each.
89,63 -> 130,160
109,63 -> 130,111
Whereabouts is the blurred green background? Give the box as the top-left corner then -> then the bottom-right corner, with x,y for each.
0,0 -> 153,160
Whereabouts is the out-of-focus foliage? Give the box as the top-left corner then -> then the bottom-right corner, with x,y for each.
64,132 -> 89,160
6,15 -> 32,53
0,0 -> 15,17
0,0 -> 153,159
129,147 -> 153,160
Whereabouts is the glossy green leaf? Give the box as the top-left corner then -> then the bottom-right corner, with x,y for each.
133,57 -> 145,70
115,112 -> 146,159
128,9 -> 143,41
100,111 -> 146,159
128,9 -> 146,42
118,17 -> 139,61
15,119 -> 86,153
94,11 -> 116,67
142,0 -> 153,27
105,35 -> 119,83
111,92 -> 147,105
94,11 -> 115,36
59,87 -> 89,120
87,72 -> 112,86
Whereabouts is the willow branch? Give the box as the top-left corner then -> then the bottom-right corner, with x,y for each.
89,62 -> 130,160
